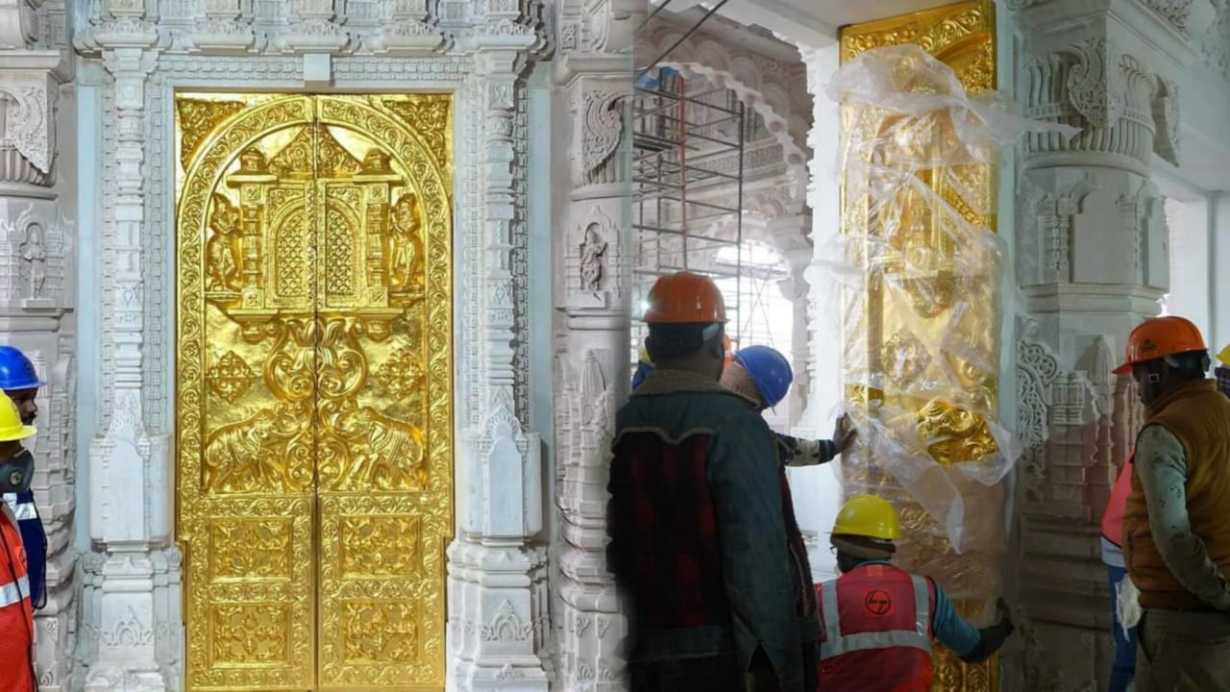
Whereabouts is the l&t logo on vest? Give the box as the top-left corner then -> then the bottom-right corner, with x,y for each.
864,589 -> 894,616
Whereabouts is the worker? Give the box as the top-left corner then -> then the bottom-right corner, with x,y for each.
609,271 -> 817,691
720,344 -> 856,465
0,346 -> 45,609
1216,344 -> 1230,396
1115,315 -> 1230,690
631,335 -> 733,391
0,389 -> 38,690
816,495 -> 1015,691
1100,452 -> 1138,692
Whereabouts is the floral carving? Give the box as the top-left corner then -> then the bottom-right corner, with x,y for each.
581,89 -> 624,184
481,600 -> 531,642
1066,37 -> 1114,129
206,350 -> 256,403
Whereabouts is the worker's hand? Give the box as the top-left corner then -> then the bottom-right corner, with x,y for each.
832,414 -> 857,454
995,597 -> 1015,633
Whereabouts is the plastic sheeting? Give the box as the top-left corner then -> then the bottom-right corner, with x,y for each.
819,44 -> 1079,619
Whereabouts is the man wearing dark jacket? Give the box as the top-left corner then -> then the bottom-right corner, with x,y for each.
608,271 -> 817,691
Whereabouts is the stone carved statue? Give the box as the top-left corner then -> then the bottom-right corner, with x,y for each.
389,193 -> 423,293
21,223 -> 46,299
206,193 -> 242,292
578,223 -> 607,292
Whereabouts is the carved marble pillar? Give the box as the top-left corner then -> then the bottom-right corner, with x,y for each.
797,44 -> 842,443
1006,2 -> 1194,689
765,213 -> 812,430
446,40 -> 551,689
0,1 -> 76,688
552,22 -> 635,683
75,4 -> 179,690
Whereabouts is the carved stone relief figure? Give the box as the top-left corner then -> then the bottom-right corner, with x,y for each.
578,223 -> 606,292
206,193 -> 241,292
388,192 -> 423,293
20,221 -> 46,299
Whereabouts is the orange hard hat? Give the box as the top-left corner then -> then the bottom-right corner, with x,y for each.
643,271 -> 727,324
1113,315 -> 1207,375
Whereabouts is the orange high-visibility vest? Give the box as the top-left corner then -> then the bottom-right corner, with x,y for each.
1101,454 -> 1134,547
817,563 -> 936,692
0,508 -> 33,691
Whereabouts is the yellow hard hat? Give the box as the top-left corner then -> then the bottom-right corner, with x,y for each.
638,346 -> 653,366
0,390 -> 34,442
832,495 -> 900,541
1217,344 -> 1230,366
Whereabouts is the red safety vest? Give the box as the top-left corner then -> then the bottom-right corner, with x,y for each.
1101,453 -> 1134,547
0,508 -> 33,691
816,563 -> 936,692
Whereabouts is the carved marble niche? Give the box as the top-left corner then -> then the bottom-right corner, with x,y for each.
565,205 -> 620,310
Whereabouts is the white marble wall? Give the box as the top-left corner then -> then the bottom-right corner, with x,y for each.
66,1 -> 558,689
0,1 -> 77,688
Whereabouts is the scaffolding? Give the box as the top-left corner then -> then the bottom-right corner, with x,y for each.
631,64 -> 746,356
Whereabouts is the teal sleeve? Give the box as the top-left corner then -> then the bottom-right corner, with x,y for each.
930,582 -> 981,657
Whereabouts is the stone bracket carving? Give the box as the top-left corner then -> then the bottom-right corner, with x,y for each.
1151,75 -> 1179,165
0,0 -> 40,49
0,67 -> 57,179
576,87 -> 624,186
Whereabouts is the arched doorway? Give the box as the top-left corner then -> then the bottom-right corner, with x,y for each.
174,94 -> 454,690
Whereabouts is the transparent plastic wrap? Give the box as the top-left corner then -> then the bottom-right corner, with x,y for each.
821,45 -> 1078,620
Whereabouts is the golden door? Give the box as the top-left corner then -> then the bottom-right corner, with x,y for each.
839,2 -> 999,691
175,93 -> 453,691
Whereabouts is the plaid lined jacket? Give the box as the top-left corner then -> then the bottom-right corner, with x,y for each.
608,369 -> 817,690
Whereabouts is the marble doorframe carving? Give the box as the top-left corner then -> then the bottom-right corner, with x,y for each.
71,1 -> 553,689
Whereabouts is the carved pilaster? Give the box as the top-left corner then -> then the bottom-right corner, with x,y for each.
446,8 -> 553,685
0,10 -> 75,689
551,0 -> 636,687
1005,2 -> 1189,688
79,15 -> 179,686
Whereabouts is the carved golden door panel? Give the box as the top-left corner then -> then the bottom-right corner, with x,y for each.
175,94 -> 453,691
839,3 -> 999,692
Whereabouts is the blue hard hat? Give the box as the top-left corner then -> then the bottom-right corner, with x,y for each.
734,345 -> 793,409
631,361 -> 653,390
0,346 -> 43,391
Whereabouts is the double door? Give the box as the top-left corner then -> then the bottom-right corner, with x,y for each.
174,93 -> 454,690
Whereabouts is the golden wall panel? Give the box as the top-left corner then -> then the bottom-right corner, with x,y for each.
839,2 -> 1000,691
176,93 -> 453,691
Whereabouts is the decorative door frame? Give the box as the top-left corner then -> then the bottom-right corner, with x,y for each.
72,2 -> 552,689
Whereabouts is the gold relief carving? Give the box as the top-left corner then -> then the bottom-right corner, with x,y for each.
342,601 -> 419,664
383,95 -> 453,172
206,193 -> 243,293
841,1 -> 994,65
916,398 -> 998,464
840,4 -> 999,692
339,515 -> 421,577
210,603 -> 292,665
375,345 -> 427,402
208,518 -> 293,580
177,93 -> 453,690
205,350 -> 257,403
325,205 -> 357,297
389,193 -> 425,296
273,206 -> 313,300
269,124 -> 364,178
176,98 -> 246,170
